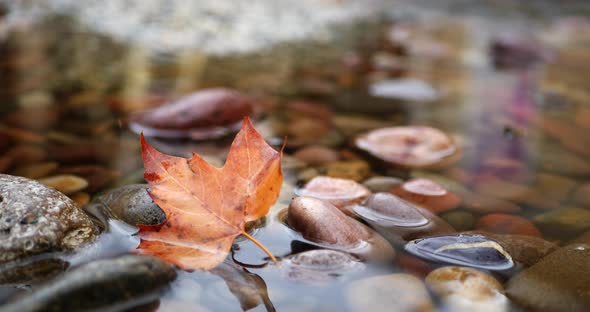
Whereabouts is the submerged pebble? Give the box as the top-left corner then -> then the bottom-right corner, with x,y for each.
346,274 -> 434,312
129,88 -> 253,139
353,192 -> 455,245
507,244 -> 590,312
38,174 -> 89,195
355,126 -> 459,169
391,178 -> 461,214
362,176 -> 404,193
440,210 -> 475,231
0,174 -> 98,263
282,249 -> 364,284
533,207 -> 590,239
476,214 -> 541,237
460,192 -> 521,214
404,234 -> 514,271
287,196 -> 395,262
293,145 -> 339,166
297,176 -> 371,216
2,255 -> 176,312
426,266 -> 507,312
11,162 -> 59,179
322,160 -> 370,182
572,183 -> 590,208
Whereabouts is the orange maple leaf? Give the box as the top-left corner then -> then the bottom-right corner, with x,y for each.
137,117 -> 283,270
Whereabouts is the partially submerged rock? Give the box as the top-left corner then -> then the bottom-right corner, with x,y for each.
506,244 -> 590,312
404,234 -> 514,271
287,196 -> 395,262
84,184 -> 166,228
2,255 -> 176,312
0,174 -> 98,263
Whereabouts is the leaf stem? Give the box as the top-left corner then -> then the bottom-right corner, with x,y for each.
241,230 -> 279,265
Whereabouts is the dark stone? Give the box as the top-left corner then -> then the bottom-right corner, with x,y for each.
2,255 -> 176,312
404,234 -> 514,271
85,184 -> 166,227
0,174 -> 98,263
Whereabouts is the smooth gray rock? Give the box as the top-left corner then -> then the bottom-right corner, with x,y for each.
0,174 -> 98,263
2,255 -> 177,312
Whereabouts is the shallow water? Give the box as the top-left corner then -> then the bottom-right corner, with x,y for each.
1,1 -> 590,311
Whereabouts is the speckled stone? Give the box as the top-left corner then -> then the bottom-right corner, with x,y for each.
0,174 -> 98,263
2,255 -> 176,312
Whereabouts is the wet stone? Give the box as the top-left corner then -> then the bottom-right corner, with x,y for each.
293,145 -> 339,166
287,196 -> 395,262
440,210 -> 475,231
410,171 -> 469,194
506,244 -> 590,312
460,192 -> 521,214
297,176 -> 371,216
11,162 -> 59,180
476,214 -> 541,237
129,88 -> 253,139
281,249 -> 364,284
362,176 -> 404,193
2,255 -> 177,312
346,273 -> 434,312
534,173 -> 577,202
474,232 -> 558,267
322,160 -> 370,182
534,143 -> 590,177
353,193 -> 455,245
5,145 -> 47,167
426,266 -> 508,312
404,234 -> 514,271
38,174 -> 89,195
0,258 -> 69,287
533,207 -> 590,239
86,184 -> 166,227
0,174 -> 98,263
391,178 -> 461,214
572,183 -> 590,208
355,126 -> 459,169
